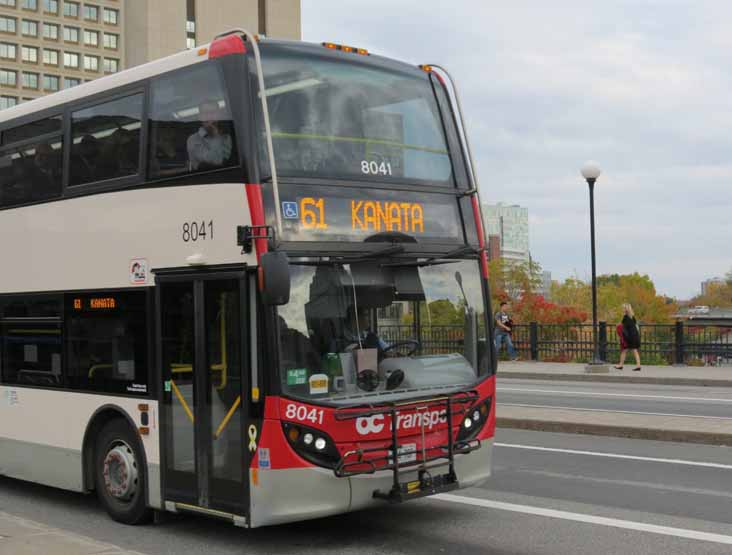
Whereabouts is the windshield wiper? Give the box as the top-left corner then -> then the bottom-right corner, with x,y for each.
381,245 -> 476,268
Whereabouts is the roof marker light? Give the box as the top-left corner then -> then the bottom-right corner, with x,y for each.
321,42 -> 369,55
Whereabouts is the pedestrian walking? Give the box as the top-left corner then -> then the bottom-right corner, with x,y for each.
495,301 -> 519,361
614,303 -> 641,371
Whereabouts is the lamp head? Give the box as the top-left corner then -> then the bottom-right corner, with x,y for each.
581,161 -> 601,181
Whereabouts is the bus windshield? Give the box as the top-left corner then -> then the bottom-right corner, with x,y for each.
277,257 -> 488,403
260,45 -> 454,186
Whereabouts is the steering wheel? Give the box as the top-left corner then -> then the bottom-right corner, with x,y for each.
383,340 -> 420,357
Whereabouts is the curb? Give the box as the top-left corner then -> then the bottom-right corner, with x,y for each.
499,372 -> 732,388
496,417 -> 732,446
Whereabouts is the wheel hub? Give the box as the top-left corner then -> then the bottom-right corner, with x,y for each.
103,442 -> 138,501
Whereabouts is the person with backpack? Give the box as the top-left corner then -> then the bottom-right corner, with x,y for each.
615,303 -> 641,371
495,301 -> 519,361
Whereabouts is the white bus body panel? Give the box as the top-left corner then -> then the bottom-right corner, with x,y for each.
0,386 -> 159,502
1,183 -> 256,293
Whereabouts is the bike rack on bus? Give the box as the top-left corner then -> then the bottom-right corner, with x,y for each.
334,391 -> 482,503
213,28 -> 283,238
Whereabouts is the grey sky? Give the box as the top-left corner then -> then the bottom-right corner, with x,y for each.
301,0 -> 732,299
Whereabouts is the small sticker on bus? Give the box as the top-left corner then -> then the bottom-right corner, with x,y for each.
286,368 -> 308,385
258,447 -> 271,469
130,259 -> 148,285
309,373 -> 329,395
282,201 -> 299,219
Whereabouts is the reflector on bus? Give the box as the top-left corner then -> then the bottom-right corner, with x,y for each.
321,42 -> 369,55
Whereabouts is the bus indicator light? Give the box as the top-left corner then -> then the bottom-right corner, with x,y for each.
321,42 -> 369,55
73,298 -> 82,310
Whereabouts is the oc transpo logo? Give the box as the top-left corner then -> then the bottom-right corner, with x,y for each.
356,414 -> 385,435
355,410 -> 448,436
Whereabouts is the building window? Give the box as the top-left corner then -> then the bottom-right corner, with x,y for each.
42,47 -> 57,64
71,93 -> 142,185
63,25 -> 78,42
63,75 -> 78,88
102,6 -> 116,24
21,45 -> 37,62
0,42 -> 16,59
83,28 -> 97,46
42,22 -> 58,39
82,53 -> 97,71
0,95 -> 17,109
82,3 -> 96,20
102,31 -> 116,49
21,0 -> 37,9
63,50 -> 78,68
0,0 -> 17,7
0,68 -> 17,85
43,0 -> 57,13
22,71 -> 38,88
0,16 -> 16,33
103,56 -> 116,73
63,0 -> 77,17
42,73 -> 58,90
20,19 -> 37,36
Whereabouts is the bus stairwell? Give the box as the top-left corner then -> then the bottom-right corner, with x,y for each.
334,391 -> 482,502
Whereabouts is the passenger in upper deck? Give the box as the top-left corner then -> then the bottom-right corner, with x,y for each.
186,99 -> 233,171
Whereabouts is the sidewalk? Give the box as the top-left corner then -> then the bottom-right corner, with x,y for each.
497,405 -> 732,446
498,361 -> 732,387
0,511 -> 146,555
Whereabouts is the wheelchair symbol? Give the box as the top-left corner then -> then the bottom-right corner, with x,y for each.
282,201 -> 299,219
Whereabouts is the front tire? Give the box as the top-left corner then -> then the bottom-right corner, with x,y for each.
94,419 -> 152,525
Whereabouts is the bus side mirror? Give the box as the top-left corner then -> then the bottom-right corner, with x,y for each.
259,251 -> 291,306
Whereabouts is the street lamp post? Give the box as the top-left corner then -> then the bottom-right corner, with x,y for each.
581,162 -> 608,371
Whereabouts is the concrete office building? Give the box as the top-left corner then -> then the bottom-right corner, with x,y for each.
0,0 -> 300,108
482,202 -> 530,263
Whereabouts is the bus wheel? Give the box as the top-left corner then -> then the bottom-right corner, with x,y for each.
94,419 -> 152,525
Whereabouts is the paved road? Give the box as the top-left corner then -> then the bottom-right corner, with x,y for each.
3,428 -> 732,554
498,378 -> 732,419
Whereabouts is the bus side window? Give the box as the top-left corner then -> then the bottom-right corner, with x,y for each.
148,61 -> 238,179
0,295 -> 63,387
0,137 -> 63,209
65,292 -> 148,395
69,93 -> 143,187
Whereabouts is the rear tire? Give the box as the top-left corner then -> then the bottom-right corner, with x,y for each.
94,419 -> 152,525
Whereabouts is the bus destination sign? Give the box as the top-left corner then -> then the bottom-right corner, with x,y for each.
278,189 -> 463,243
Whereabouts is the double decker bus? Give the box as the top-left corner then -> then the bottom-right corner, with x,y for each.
0,29 -> 496,527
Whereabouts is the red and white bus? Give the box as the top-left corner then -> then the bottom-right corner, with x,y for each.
0,29 -> 496,527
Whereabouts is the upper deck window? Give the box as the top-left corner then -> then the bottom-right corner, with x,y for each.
0,117 -> 63,208
259,46 -> 454,187
148,61 -> 238,178
70,93 -> 142,186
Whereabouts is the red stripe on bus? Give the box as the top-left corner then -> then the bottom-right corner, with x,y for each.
245,183 -> 268,262
470,195 -> 489,278
209,34 -> 247,58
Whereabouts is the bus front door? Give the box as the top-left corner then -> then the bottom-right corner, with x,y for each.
157,273 -> 249,518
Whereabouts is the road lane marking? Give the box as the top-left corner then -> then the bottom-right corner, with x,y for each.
501,402 -> 732,420
494,443 -> 732,470
434,494 -> 732,546
519,468 -> 732,498
498,386 -> 732,403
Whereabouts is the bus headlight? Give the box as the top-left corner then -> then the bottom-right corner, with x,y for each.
456,397 -> 492,443
282,422 -> 341,469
